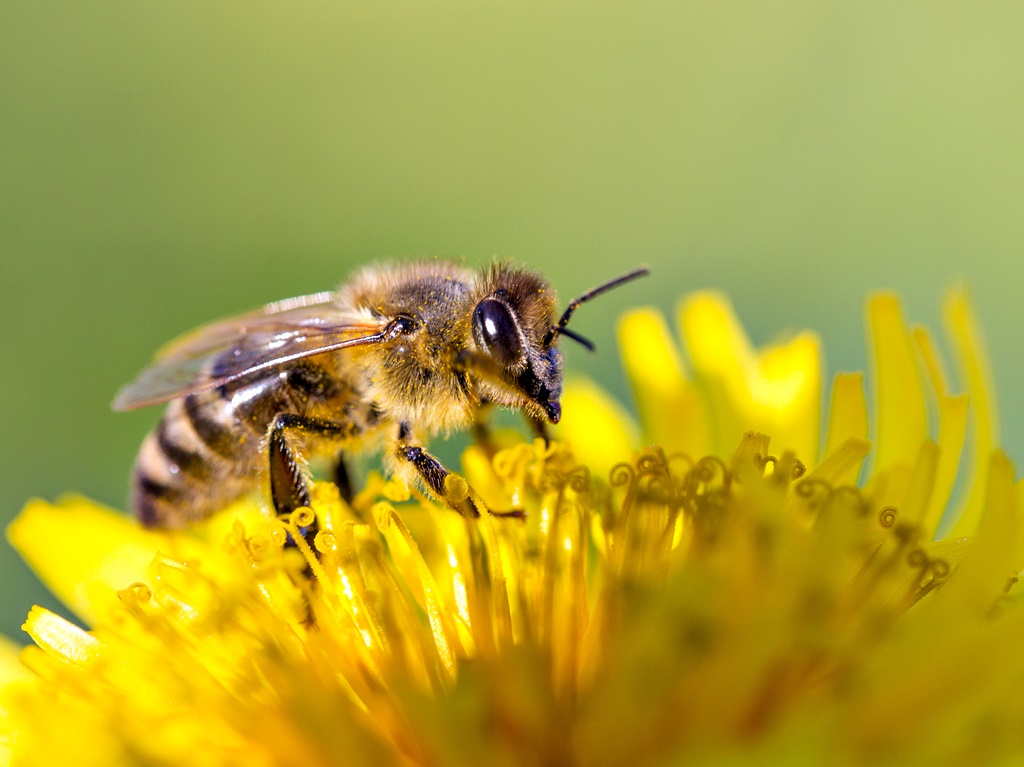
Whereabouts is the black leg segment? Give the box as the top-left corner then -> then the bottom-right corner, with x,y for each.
333,454 -> 354,504
268,413 -> 359,552
399,444 -> 481,517
526,412 -> 552,445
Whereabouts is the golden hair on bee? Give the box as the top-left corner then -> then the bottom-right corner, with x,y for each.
114,259 -> 648,540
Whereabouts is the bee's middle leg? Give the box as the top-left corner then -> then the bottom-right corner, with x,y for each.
471,399 -> 499,458
332,455 -> 354,505
269,413 -> 357,546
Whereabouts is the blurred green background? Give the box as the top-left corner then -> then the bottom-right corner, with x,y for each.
3,1 -> 1024,640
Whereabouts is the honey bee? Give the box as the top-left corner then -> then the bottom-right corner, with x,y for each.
114,260 -> 648,532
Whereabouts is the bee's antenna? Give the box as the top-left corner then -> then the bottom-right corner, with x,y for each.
544,266 -> 650,349
557,327 -> 596,351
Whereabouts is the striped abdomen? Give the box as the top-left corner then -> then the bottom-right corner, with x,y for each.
132,363 -> 356,528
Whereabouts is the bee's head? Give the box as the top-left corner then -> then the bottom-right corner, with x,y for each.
471,265 -> 563,423
470,263 -> 649,424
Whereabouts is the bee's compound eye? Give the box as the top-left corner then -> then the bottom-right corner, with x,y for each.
473,298 -> 524,368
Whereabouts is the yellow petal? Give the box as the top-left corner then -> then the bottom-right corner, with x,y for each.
867,294 -> 928,477
617,308 -> 710,458
374,503 -> 459,682
754,330 -> 822,465
0,641 -> 28,765
938,450 -> 1018,615
555,378 -> 639,482
822,372 -> 869,484
0,636 -> 31,692
806,437 -> 872,489
680,292 -> 821,463
913,326 -> 969,537
1015,478 -> 1024,572
679,291 -> 755,457
7,498 -> 167,626
897,440 -> 940,529
946,287 -> 999,538
21,606 -> 100,667
460,443 -> 511,510
0,634 -> 32,736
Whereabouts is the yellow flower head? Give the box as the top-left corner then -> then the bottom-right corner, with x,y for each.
3,288 -> 1023,766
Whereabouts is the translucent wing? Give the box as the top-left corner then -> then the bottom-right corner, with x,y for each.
153,291 -> 343,365
113,292 -> 388,411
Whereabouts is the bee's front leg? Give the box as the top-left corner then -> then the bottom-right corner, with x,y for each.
395,425 -> 480,517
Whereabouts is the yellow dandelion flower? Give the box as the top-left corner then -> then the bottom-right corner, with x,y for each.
3,287 -> 1024,766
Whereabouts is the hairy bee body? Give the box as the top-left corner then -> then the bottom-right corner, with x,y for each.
117,260 -> 646,526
